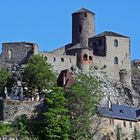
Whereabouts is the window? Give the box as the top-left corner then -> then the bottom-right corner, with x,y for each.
123,121 -> 126,127
8,49 -> 13,59
85,12 -> 87,17
109,118 -> 114,125
53,57 -> 56,62
89,56 -> 92,61
114,57 -> 118,64
61,57 -> 64,62
120,110 -> 124,114
79,25 -> 82,33
70,59 -> 71,63
114,39 -> 118,47
129,122 -> 132,128
83,54 -> 88,61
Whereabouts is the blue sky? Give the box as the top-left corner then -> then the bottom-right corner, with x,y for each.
0,0 -> 140,60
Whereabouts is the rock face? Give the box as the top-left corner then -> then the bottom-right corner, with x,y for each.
0,99 -> 45,122
89,69 -> 137,107
131,65 -> 140,106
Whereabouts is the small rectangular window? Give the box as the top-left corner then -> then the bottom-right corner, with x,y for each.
85,12 -> 87,17
123,121 -> 126,127
129,122 -> 132,128
109,118 -> 114,125
79,25 -> 82,33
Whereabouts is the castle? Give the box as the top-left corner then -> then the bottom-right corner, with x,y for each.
0,8 -> 137,140
0,8 -> 131,85
0,8 -> 131,86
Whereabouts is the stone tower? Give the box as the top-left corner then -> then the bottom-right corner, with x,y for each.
77,47 -> 94,72
72,8 -> 95,47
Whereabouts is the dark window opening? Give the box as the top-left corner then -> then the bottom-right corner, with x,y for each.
109,118 -> 114,125
79,25 -> 82,33
61,58 -> 64,62
83,54 -> 88,61
120,110 -> 124,113
53,57 -> 56,62
114,57 -> 118,64
85,12 -> 87,17
123,121 -> 126,127
129,122 -> 132,128
89,56 -> 92,61
114,39 -> 118,47
70,59 -> 71,63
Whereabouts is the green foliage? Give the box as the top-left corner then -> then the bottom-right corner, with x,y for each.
116,126 -> 121,140
22,55 -> 56,93
43,87 -> 70,140
65,73 -> 103,140
116,125 -> 127,140
13,115 -> 31,139
0,123 -> 14,137
0,67 -> 11,97
132,127 -> 140,140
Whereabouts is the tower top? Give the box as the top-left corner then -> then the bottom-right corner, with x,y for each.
72,8 -> 95,15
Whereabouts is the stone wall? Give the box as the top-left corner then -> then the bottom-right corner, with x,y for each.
0,99 -> 44,122
72,11 -> 95,47
92,36 -> 131,86
93,117 -> 136,140
42,52 -> 76,74
0,42 -> 39,66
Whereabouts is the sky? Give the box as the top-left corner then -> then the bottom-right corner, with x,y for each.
0,0 -> 140,60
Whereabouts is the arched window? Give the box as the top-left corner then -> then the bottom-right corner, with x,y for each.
114,57 -> 118,64
89,56 -> 92,61
61,57 -> 64,62
53,57 -> 56,62
83,54 -> 88,61
114,39 -> 118,47
8,49 -> 13,59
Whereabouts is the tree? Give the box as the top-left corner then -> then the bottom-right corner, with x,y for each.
132,127 -> 140,140
116,126 -> 121,140
22,55 -> 56,94
43,87 -> 70,140
0,67 -> 11,97
65,73 -> 103,140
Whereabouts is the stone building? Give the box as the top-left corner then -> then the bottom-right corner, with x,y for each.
0,8 -> 131,86
0,42 -> 39,67
95,103 -> 140,140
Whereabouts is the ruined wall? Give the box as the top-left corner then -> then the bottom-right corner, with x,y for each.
0,42 -> 39,66
0,99 -> 44,122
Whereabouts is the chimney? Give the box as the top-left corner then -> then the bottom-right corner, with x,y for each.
108,100 -> 112,109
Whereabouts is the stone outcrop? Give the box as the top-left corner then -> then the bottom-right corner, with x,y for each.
89,69 -> 137,107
